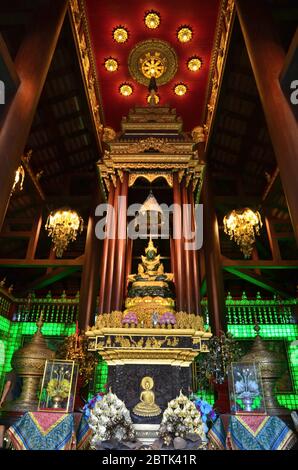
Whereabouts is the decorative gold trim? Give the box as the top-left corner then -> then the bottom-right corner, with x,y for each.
128,39 -> 178,86
86,327 -> 212,338
69,0 -> 104,147
202,0 -> 235,145
128,172 -> 173,188
121,122 -> 182,132
109,138 -> 194,155
100,349 -> 199,366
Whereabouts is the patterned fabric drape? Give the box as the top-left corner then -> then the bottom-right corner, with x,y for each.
208,414 -> 297,450
7,411 -> 91,450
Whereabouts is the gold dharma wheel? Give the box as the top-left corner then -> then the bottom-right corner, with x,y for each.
140,52 -> 165,79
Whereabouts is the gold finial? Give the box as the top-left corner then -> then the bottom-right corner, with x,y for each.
145,239 -> 157,254
36,312 -> 44,332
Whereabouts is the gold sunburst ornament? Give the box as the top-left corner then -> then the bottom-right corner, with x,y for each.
174,83 -> 187,96
113,26 -> 128,43
187,56 -> 202,72
177,26 -> 193,43
45,209 -> 84,258
144,11 -> 160,29
104,58 -> 118,72
223,208 -> 263,258
119,83 -> 133,96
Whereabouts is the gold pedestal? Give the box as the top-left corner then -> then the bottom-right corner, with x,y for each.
86,326 -> 211,366
5,377 -> 41,412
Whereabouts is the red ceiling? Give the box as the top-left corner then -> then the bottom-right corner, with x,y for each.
85,0 -> 221,132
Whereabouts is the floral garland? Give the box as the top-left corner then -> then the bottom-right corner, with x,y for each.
86,390 -> 135,448
159,391 -> 206,446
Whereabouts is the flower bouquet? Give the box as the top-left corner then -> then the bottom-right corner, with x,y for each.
47,378 -> 70,408
87,390 -> 136,448
192,396 -> 217,433
158,391 -> 206,448
159,312 -> 176,328
122,312 -> 138,327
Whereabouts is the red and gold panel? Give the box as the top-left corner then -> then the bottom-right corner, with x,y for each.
84,0 -> 221,131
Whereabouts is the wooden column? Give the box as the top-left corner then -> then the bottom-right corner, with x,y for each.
124,237 -> 133,298
79,183 -> 104,330
112,172 -> 128,311
181,179 -> 193,313
26,211 -> 42,259
98,184 -> 115,314
188,183 -> 201,315
265,217 -> 281,261
236,0 -> 298,243
202,169 -> 225,334
105,178 -> 121,313
172,173 -> 183,311
0,0 -> 68,230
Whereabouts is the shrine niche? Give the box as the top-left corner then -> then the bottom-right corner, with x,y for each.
87,100 -> 210,414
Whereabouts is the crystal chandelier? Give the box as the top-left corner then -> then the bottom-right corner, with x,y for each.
223,208 -> 262,258
11,165 -> 25,194
45,209 -> 84,258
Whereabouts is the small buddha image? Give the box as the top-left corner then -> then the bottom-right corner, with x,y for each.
133,376 -> 161,417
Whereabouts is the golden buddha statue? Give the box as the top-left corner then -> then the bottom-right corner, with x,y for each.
133,376 -> 161,417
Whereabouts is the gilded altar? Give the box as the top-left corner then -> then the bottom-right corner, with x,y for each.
86,240 -> 211,366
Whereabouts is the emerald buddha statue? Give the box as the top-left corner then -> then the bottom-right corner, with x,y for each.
127,239 -> 174,298
124,239 -> 175,325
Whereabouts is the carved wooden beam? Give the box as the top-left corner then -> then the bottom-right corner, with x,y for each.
21,266 -> 81,293
221,256 -> 298,269
223,266 -> 293,298
0,256 -> 84,268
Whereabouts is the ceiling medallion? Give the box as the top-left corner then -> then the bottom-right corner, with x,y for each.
144,11 -> 160,29
128,39 -> 178,86
113,26 -> 128,43
104,58 -> 118,72
174,83 -> 187,96
177,26 -> 193,43
187,56 -> 202,72
119,83 -> 133,96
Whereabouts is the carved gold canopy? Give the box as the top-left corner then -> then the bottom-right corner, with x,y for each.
97,105 -> 205,192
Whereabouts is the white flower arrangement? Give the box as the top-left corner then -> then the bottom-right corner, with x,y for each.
87,390 -> 135,448
159,391 -> 206,445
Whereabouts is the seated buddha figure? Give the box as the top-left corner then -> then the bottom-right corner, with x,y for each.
125,239 -> 175,318
128,239 -> 173,284
133,376 -> 161,417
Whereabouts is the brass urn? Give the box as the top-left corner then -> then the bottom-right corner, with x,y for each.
241,324 -> 289,415
7,316 -> 55,412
